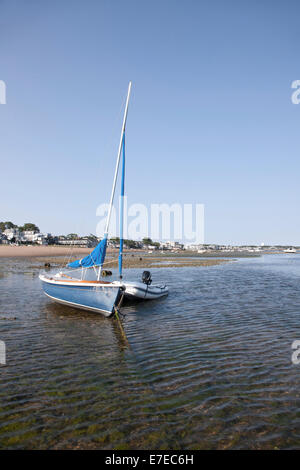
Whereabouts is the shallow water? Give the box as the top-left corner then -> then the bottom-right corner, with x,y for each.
1,254 -> 300,449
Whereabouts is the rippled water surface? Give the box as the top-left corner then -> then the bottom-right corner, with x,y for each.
1,254 -> 300,449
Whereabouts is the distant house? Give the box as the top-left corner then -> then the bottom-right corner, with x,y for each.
21,231 -> 36,243
57,236 -> 95,248
81,237 -> 98,248
34,234 -> 48,245
186,244 -> 205,251
0,229 -> 8,244
20,231 -> 48,245
4,228 -> 20,241
160,241 -> 184,251
107,240 -> 120,249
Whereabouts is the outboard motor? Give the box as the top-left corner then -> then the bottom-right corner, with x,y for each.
142,271 -> 152,285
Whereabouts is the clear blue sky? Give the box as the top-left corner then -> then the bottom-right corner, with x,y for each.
1,0 -> 299,245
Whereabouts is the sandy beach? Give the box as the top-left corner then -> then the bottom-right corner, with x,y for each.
0,245 -> 92,258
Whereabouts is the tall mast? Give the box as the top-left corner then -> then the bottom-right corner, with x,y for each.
97,82 -> 132,280
118,132 -> 125,278
104,82 -> 131,237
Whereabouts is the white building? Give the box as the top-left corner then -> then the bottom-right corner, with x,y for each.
57,236 -> 95,248
3,228 -> 20,241
185,243 -> 206,251
19,231 -> 48,245
21,231 -> 36,242
160,241 -> 184,250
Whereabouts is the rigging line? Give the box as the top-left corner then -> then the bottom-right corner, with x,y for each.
100,259 -> 116,268
97,83 -> 131,281
65,257 -> 119,275
61,238 -> 74,268
98,90 -> 128,182
60,93 -> 128,274
68,239 -> 75,265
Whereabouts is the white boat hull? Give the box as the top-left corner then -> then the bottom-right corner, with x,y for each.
123,281 -> 168,300
40,274 -> 122,317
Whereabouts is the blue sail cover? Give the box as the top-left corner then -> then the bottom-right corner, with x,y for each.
68,238 -> 107,268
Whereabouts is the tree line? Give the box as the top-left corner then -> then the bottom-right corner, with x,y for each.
0,221 -> 40,233
110,237 -> 160,248
0,223 -> 161,248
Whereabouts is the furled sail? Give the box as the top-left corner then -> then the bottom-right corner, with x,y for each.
68,238 -> 107,268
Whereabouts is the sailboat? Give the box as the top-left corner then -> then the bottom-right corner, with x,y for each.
40,82 -> 168,317
284,247 -> 297,253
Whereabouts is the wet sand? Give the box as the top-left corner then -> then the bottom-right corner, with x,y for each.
92,255 -> 232,269
0,246 -> 234,268
30,254 -> 232,269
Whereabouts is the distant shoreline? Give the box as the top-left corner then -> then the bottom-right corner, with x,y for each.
0,244 -> 262,260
